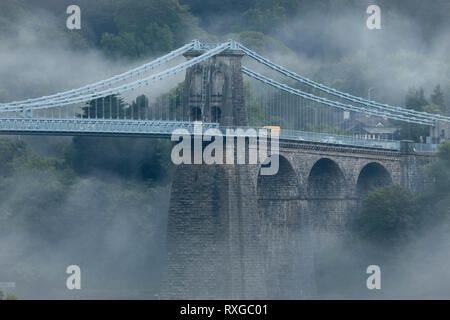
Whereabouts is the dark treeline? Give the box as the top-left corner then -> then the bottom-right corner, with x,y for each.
1,0 -> 450,107
310,140 -> 450,298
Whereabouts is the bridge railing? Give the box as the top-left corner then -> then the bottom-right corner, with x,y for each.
414,143 -> 439,153
215,126 -> 401,150
279,129 -> 401,150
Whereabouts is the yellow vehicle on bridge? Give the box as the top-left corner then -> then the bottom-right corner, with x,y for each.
262,126 -> 281,137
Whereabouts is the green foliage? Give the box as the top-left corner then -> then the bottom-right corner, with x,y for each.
131,94 -> 150,120
405,87 -> 428,111
400,86 -> 449,142
429,85 -> 449,116
0,290 -> 18,300
241,5 -> 287,34
80,94 -> 126,119
64,136 -> 173,183
224,31 -> 293,56
0,137 -> 171,295
167,82 -> 185,120
0,139 -> 77,243
245,82 -> 265,127
422,103 -> 442,114
431,85 -> 445,108
0,139 -> 28,177
302,123 -> 348,135
183,0 -> 302,34
405,85 -> 447,116
420,141 -> 450,215
313,59 -> 370,98
0,0 -> 26,38
352,185 -> 420,247
81,94 -> 152,121
351,141 -> 450,256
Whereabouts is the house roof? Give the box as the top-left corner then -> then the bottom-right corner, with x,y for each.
363,127 -> 399,134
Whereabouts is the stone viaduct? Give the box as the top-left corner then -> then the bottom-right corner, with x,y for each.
161,48 -> 435,299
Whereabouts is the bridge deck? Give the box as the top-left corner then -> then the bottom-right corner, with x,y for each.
0,118 -> 437,152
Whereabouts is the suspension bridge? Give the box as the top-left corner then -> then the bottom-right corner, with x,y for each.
0,39 -> 448,152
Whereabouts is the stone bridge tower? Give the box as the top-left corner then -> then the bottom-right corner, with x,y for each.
161,47 -> 435,300
162,46 -> 317,299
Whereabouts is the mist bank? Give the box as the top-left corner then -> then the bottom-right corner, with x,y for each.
0,0 -> 450,299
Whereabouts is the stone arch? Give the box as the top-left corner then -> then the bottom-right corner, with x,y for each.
190,70 -> 202,96
257,155 -> 303,299
307,158 -> 346,198
211,107 -> 222,123
211,71 -> 225,97
356,162 -> 393,196
257,155 -> 299,200
190,107 -> 202,121
210,71 -> 225,123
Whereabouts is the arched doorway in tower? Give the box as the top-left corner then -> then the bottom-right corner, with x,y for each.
190,107 -> 202,121
211,107 -> 221,123
165,164 -> 231,298
190,71 -> 202,97
257,156 -> 305,298
188,71 -> 202,120
356,162 -> 392,197
210,71 -> 224,124
307,158 -> 346,198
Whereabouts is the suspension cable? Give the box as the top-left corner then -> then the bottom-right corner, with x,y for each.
0,41 -> 196,108
1,42 -> 231,113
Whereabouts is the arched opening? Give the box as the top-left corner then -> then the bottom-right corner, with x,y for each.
166,164 -> 230,298
190,71 -> 202,97
211,107 -> 222,123
257,156 -> 301,299
306,158 -> 347,255
211,71 -> 224,109
189,71 -> 203,114
307,158 -> 345,198
212,71 -> 224,96
356,162 -> 392,196
190,107 -> 202,121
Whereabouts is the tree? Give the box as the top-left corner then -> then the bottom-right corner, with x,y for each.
422,141 -> 450,208
99,0 -> 202,58
244,82 -> 265,127
0,290 -> 18,300
64,136 -> 173,182
405,87 -> 428,111
430,84 -> 449,115
80,94 -> 126,119
431,85 -> 444,107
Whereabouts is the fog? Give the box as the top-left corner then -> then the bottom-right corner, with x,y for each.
0,10 -> 174,299
0,166 -> 170,299
273,4 -> 450,105
201,1 -> 450,106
